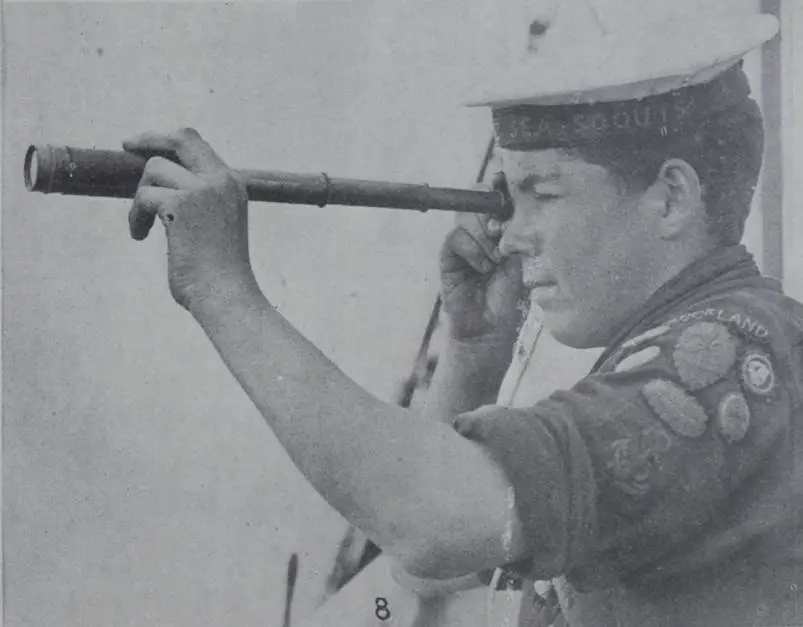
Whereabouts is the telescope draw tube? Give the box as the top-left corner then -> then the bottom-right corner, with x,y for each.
24,145 -> 510,219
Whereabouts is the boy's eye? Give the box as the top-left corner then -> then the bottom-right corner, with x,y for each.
533,191 -> 563,201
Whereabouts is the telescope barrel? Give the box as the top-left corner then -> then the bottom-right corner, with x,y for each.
25,145 -> 510,219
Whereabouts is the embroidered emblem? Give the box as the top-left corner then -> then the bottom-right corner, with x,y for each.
716,392 -> 751,443
621,325 -> 672,351
642,379 -> 709,438
672,322 -> 738,390
607,426 -> 674,497
740,352 -> 776,396
615,345 -> 662,373
665,308 -> 770,341
641,426 -> 675,454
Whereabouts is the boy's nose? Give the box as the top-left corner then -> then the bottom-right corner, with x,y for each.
498,220 -> 539,257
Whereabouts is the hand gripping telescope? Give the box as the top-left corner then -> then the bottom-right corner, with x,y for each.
24,145 -> 511,220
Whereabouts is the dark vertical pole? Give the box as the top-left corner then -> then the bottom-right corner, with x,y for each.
760,0 -> 784,281
281,553 -> 299,627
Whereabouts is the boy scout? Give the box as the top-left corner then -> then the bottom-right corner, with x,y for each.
124,11 -> 800,627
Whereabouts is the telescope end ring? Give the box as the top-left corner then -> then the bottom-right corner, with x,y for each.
24,144 -> 57,194
23,145 -> 38,192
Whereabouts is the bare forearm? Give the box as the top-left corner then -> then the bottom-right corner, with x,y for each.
424,333 -> 515,424
189,279 -> 517,575
121,129 -> 523,577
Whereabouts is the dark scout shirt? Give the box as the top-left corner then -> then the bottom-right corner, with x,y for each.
456,246 -> 803,627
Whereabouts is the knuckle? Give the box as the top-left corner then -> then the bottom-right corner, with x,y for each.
176,126 -> 200,140
467,214 -> 488,235
132,185 -> 150,207
447,230 -> 484,266
166,127 -> 200,149
216,168 -> 236,186
443,226 -> 468,253
452,226 -> 477,252
439,238 -> 457,264
217,170 -> 247,198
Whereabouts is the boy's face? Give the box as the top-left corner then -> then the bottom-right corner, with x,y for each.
499,147 -> 661,348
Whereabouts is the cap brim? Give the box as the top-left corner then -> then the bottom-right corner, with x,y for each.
465,13 -> 779,108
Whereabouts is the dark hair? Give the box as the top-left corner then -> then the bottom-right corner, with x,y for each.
574,98 -> 765,247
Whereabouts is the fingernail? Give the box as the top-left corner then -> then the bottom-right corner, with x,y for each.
480,259 -> 494,273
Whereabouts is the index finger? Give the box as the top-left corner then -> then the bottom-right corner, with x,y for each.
122,127 -> 227,175
456,211 -> 506,245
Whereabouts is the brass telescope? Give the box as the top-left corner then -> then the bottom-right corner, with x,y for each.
24,145 -> 510,219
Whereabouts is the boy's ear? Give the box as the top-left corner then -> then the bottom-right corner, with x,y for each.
651,158 -> 704,239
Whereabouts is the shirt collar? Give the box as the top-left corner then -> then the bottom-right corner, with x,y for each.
592,245 -> 775,372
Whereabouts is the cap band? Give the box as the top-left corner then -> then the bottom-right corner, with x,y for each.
492,63 -> 751,150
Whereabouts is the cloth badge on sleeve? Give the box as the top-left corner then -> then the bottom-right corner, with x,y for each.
740,351 -> 776,396
607,427 -> 674,498
642,379 -> 710,438
615,345 -> 662,373
608,439 -> 652,498
716,392 -> 751,443
672,322 -> 738,390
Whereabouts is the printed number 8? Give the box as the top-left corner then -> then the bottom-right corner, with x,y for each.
375,597 -> 391,621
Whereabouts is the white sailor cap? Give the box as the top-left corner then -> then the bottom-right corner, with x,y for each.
466,11 -> 779,150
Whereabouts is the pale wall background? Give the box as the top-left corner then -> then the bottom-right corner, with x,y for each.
2,1 -> 795,626
1,4 -> 509,625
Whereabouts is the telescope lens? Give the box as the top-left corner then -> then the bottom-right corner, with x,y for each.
24,146 -> 39,191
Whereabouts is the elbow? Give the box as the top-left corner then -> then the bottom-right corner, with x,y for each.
391,544 -> 453,580
380,527 -> 439,579
386,533 -> 481,580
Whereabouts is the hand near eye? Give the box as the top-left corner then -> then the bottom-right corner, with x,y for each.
439,173 -> 526,342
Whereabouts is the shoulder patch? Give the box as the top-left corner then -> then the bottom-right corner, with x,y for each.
642,379 -> 710,438
716,392 -> 751,443
740,351 -> 777,396
672,322 -> 738,390
614,345 -> 661,373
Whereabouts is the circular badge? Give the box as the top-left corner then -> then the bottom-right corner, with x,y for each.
672,322 -> 738,390
740,352 -> 776,396
642,379 -> 710,438
716,392 -> 751,443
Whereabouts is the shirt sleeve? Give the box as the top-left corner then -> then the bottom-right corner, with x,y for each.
451,301 -> 793,588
